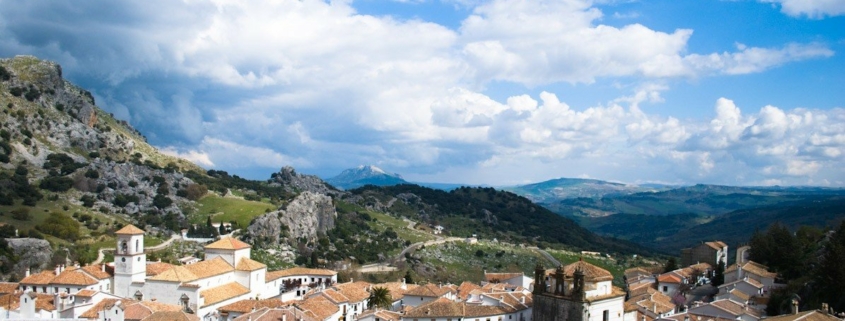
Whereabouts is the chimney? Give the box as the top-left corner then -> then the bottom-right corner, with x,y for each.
822,303 -> 829,315
684,315 -> 690,321
283,313 -> 287,321
792,299 -> 799,315
25,268 -> 30,277
54,265 -> 60,275
401,279 -> 407,290
101,264 -> 106,272
520,296 -> 525,304
653,303 -> 657,313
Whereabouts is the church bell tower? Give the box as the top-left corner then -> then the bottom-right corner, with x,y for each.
113,224 -> 147,297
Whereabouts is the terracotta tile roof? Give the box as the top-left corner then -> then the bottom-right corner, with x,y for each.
333,281 -> 372,302
75,289 -> 98,297
727,289 -> 751,301
318,289 -> 350,304
564,260 -> 614,282
236,257 -> 267,271
0,282 -> 19,294
456,281 -> 481,300
658,274 -> 682,284
152,257 -> 234,282
20,270 -> 57,285
218,298 -> 289,313
625,267 -> 653,279
481,282 -> 522,292
762,310 -> 843,321
707,299 -> 761,318
625,302 -> 640,312
373,282 -> 418,301
299,295 -> 340,321
266,267 -> 337,281
485,272 -> 523,283
359,309 -> 403,321
628,282 -> 654,296
81,264 -> 112,279
116,224 -> 145,235
705,241 -> 727,250
205,237 -> 251,250
146,262 -> 175,276
405,297 -> 465,318
405,283 -> 453,298
724,261 -> 777,279
50,267 -> 98,286
234,307 -> 318,321
80,298 -> 130,319
142,311 -> 200,321
465,305 -> 508,317
200,282 -> 251,307
148,265 -> 199,282
720,278 -> 763,290
125,300 -> 183,320
1,292 -> 56,312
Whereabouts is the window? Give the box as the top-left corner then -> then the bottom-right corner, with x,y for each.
602,310 -> 609,321
662,286 -> 667,292
135,239 -> 139,252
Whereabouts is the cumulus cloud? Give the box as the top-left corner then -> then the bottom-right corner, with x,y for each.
0,0 -> 840,185
760,0 -> 845,18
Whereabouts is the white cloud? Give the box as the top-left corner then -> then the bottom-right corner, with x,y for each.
761,0 -> 845,18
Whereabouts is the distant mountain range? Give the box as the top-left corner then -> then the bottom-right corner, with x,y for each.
500,177 -> 671,203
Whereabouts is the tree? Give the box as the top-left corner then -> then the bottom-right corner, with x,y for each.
663,257 -> 678,273
404,270 -> 414,284
712,260 -> 725,286
367,286 -> 392,310
816,221 -> 845,311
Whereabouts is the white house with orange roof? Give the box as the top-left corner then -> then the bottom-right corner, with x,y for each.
263,266 -> 337,302
18,263 -> 112,296
402,283 -> 456,307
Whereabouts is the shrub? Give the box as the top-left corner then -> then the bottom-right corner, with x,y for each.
88,151 -> 100,158
36,212 -> 80,241
153,195 -> 172,209
0,66 -> 10,81
39,176 -> 74,192
80,195 -> 96,207
113,193 -> 139,207
9,87 -> 23,97
84,169 -> 99,179
24,87 -> 41,101
11,208 -> 31,221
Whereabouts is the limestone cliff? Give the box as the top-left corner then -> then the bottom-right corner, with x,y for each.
5,238 -> 52,276
247,191 -> 336,244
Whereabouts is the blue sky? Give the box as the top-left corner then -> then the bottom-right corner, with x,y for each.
1,0 -> 843,186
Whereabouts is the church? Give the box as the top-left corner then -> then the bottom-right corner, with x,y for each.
531,259 -> 626,321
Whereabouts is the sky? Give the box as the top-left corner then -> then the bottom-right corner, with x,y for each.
0,0 -> 844,186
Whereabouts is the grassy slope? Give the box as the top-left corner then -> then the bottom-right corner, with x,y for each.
188,194 -> 277,228
415,240 -> 547,283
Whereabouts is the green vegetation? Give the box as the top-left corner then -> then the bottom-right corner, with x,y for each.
190,194 -> 276,228
748,222 -> 845,314
350,185 -> 655,256
36,212 -> 80,241
412,241 -> 546,283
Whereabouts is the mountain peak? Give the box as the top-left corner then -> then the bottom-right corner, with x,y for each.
327,165 -> 407,190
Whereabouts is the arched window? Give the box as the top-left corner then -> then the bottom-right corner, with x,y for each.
121,241 -> 128,254
135,239 -> 139,252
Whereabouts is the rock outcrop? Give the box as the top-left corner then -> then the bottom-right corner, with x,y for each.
247,191 -> 337,244
6,238 -> 53,275
268,166 -> 342,197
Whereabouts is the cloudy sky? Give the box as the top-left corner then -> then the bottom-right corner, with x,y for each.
1,0 -> 843,186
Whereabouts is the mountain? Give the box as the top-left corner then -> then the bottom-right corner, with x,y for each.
344,184 -> 661,256
545,184 -> 845,217
502,177 -> 670,203
325,165 -> 408,190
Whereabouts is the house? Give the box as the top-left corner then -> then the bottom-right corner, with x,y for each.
402,283 -> 456,307
18,263 -> 112,295
484,272 -> 534,289
626,284 -> 677,320
372,280 -> 419,311
402,297 -> 528,321
533,259 -> 626,321
723,261 -> 778,294
761,304 -> 844,321
656,274 -> 682,296
264,267 -> 338,302
357,309 -> 403,321
680,242 -> 728,268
